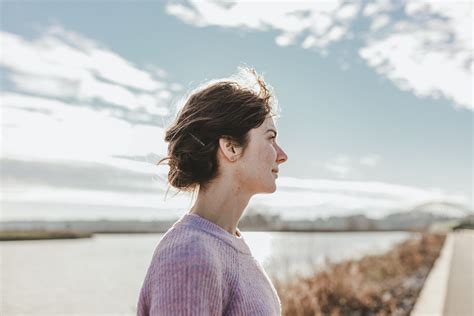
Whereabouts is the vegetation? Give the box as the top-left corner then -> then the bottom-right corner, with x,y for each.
0,230 -> 93,241
452,215 -> 474,230
272,233 -> 446,316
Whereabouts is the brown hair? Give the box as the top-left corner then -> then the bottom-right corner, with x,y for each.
157,67 -> 279,195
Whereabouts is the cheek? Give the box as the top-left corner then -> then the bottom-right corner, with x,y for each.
241,143 -> 275,176
259,145 -> 277,169
267,144 -> 278,161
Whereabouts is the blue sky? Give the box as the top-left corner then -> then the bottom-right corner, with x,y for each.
1,0 -> 472,221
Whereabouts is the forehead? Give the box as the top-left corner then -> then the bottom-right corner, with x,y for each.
261,116 -> 276,130
250,116 -> 277,138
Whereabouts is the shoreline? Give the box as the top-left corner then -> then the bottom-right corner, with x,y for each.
0,229 -> 416,241
273,233 -> 446,315
0,230 -> 94,241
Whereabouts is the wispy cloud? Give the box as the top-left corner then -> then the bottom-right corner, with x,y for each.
166,0 -> 473,110
1,21 -> 470,221
0,24 -> 183,167
2,157 -> 167,194
2,25 -> 170,91
2,172 -> 469,221
359,154 -> 380,167
2,92 -> 168,162
0,24 -> 182,218
322,153 -> 381,178
253,176 -> 471,218
324,155 -> 353,179
1,25 -> 182,118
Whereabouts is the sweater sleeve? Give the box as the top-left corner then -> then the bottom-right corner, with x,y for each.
146,238 -> 225,316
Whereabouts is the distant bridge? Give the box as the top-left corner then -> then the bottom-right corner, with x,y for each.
410,201 -> 473,216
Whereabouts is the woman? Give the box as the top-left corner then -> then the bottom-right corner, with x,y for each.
137,67 -> 288,315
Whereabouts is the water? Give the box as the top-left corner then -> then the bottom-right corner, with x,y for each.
1,231 -> 413,315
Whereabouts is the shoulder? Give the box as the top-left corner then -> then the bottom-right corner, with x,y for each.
143,225 -> 230,297
140,225 -> 233,315
152,224 -> 223,269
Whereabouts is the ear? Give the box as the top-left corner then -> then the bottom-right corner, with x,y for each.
218,136 -> 242,162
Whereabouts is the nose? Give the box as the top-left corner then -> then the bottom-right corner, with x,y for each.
275,144 -> 288,164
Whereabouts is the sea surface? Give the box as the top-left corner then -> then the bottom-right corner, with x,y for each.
1,231 -> 413,315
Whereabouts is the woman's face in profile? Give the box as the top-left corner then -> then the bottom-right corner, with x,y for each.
237,116 -> 288,194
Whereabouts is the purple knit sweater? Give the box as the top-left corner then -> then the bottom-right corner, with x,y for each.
137,213 -> 281,315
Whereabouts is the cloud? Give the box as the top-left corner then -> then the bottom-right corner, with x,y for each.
0,25 -> 177,117
3,171 -> 469,220
166,1 -> 357,50
0,24 -> 193,221
1,25 -> 162,91
369,15 -> 390,31
3,187 -> 190,213
2,92 -> 168,162
362,0 -> 395,17
1,157 -> 167,194
0,24 -> 184,176
252,176 -> 471,218
166,0 -> 473,110
323,153 -> 380,178
0,24 -> 179,216
8,73 -> 78,99
324,155 -> 353,178
1,20 -> 470,222
359,154 -> 380,167
359,1 -> 472,111
276,177 -> 441,201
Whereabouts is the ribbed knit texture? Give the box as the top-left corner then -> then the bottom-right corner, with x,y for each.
137,213 -> 281,315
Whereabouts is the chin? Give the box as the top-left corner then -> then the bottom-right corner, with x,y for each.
251,177 -> 277,194
254,184 -> 276,195
265,182 -> 277,193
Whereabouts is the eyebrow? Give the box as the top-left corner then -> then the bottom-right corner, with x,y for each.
266,129 -> 278,136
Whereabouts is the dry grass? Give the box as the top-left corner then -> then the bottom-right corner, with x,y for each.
272,233 -> 446,316
0,230 -> 94,241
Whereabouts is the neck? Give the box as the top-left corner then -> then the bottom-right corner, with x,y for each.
188,176 -> 251,236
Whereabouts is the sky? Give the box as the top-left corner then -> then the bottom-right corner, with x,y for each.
1,0 -> 472,221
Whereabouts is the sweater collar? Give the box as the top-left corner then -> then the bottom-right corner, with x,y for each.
175,212 -> 251,255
